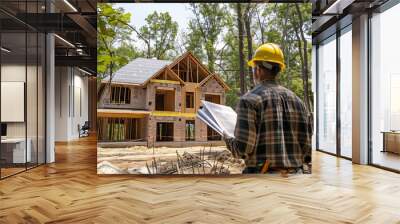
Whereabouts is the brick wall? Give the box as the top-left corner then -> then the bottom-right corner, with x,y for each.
98,85 -> 146,110
196,118 -> 208,142
147,116 -> 212,147
146,83 -> 182,112
200,78 -> 226,105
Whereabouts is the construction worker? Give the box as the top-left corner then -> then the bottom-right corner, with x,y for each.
223,43 -> 312,174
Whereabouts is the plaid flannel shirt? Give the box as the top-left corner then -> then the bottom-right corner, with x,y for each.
225,79 -> 312,168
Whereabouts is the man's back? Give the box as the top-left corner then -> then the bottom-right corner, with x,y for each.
232,79 -> 312,168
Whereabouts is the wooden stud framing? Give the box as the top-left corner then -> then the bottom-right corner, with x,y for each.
97,117 -> 143,142
187,57 -> 189,82
99,52 -> 231,145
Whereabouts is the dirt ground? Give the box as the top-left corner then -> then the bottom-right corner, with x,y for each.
97,145 -> 246,175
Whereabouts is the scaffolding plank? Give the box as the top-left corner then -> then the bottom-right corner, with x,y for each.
151,111 -> 196,118
150,79 -> 181,85
98,109 -> 149,118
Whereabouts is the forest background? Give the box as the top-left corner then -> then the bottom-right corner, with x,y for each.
97,3 -> 312,111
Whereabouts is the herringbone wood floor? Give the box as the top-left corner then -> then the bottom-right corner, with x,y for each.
1,136 -> 400,224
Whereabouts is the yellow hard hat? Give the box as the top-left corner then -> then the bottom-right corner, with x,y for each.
248,43 -> 286,72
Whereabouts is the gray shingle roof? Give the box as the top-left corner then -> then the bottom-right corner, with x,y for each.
105,58 -> 172,84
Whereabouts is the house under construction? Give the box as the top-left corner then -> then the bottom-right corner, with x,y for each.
97,52 -> 230,147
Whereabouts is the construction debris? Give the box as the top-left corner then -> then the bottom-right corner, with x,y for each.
97,146 -> 245,175
97,161 -> 127,174
139,149 -> 243,174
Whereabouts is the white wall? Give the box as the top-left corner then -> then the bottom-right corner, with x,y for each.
1,62 -> 46,164
55,67 -> 89,141
71,72 -> 89,138
55,66 -> 68,141
1,65 -> 29,139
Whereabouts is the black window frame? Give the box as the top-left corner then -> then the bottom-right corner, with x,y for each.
314,0 -> 400,173
0,1 -> 47,180
314,18 -> 353,161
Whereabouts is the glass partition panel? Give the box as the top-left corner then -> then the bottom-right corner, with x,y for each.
27,31 -> 38,169
38,32 -> 45,165
1,31 -> 27,177
340,27 -> 352,158
317,35 -> 337,154
0,0 -> 46,179
371,4 -> 400,171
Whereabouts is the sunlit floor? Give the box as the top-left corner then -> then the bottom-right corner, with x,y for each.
372,150 -> 400,171
0,137 -> 400,223
0,167 -> 25,178
0,162 -> 44,179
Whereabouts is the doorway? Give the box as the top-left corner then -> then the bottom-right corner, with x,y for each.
156,122 -> 174,142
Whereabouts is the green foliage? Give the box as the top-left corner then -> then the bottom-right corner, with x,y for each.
139,12 -> 178,59
226,88 -> 241,109
186,3 -> 231,72
97,3 -> 313,110
97,3 -> 136,80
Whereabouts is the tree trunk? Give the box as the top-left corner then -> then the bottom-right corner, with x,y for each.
147,34 -> 151,58
256,6 -> 265,43
237,3 -> 246,95
206,42 -> 215,73
295,4 -> 311,112
108,61 -> 114,102
280,5 -> 290,70
245,4 -> 253,90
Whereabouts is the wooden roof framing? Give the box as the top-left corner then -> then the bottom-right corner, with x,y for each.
168,51 -> 211,83
143,65 -> 185,86
103,51 -> 230,91
198,74 -> 231,91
